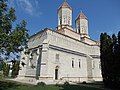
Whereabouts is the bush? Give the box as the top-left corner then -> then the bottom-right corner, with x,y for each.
55,83 -> 61,87
63,81 -> 70,86
37,82 -> 46,86
0,72 -> 4,80
11,61 -> 20,78
82,81 -> 87,84
2,62 -> 10,77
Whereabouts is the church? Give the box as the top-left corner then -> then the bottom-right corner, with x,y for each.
17,1 -> 102,84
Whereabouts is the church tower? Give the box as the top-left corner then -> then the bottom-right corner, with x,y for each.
57,0 -> 72,30
76,11 -> 89,38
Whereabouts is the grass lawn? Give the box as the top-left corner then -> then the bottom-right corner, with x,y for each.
0,80 -> 109,90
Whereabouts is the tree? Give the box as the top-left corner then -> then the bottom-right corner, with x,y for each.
0,0 -> 29,61
100,33 -> 113,87
100,32 -> 120,89
2,61 -> 10,77
11,60 -> 20,78
100,33 -> 108,85
0,61 -> 2,71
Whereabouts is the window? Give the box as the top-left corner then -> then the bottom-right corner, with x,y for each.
79,60 -> 81,68
56,54 -> 59,62
55,69 -> 58,80
72,60 -> 74,68
68,17 -> 70,25
64,18 -> 66,23
92,61 -> 95,69
60,18 -> 62,25
99,62 -> 101,69
28,60 -> 31,66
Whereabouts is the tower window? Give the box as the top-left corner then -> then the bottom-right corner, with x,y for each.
68,17 -> 70,25
78,26 -> 80,33
60,18 -> 62,25
64,18 -> 66,23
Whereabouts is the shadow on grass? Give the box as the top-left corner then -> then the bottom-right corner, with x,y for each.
58,81 -> 105,90
0,80 -> 106,90
60,85 -> 104,90
0,80 -> 29,90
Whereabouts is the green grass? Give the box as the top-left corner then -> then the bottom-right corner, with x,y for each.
0,80 -> 108,90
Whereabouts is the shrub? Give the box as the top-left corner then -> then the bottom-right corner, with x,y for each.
0,72 -> 4,80
82,81 -> 87,84
55,83 -> 60,87
63,81 -> 70,86
37,82 -> 46,86
2,62 -> 10,77
11,61 -> 20,78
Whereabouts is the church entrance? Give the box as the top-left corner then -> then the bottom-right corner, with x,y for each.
55,69 -> 58,80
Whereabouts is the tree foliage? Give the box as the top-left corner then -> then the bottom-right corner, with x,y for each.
0,0 -> 29,60
1,61 -> 10,77
11,60 -> 20,78
0,61 -> 2,71
100,32 -> 120,89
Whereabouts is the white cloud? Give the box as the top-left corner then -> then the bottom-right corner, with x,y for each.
8,0 -> 42,16
19,0 -> 33,15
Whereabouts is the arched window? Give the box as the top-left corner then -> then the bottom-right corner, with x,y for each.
92,61 -> 95,69
79,59 -> 81,68
99,61 -> 101,69
59,17 -> 62,25
72,60 -> 74,68
56,54 -> 59,62
55,69 -> 58,80
68,17 -> 70,25
64,18 -> 66,23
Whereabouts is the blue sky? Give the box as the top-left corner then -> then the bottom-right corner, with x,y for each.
8,0 -> 120,40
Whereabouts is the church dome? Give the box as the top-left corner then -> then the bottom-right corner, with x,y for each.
77,11 -> 87,20
58,1 -> 72,10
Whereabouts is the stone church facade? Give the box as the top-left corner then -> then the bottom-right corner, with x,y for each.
17,1 -> 102,84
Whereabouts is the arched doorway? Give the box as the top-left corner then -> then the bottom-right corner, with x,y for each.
55,66 -> 59,80
55,69 -> 58,80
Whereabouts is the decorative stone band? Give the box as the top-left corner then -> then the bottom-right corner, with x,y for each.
62,77 -> 101,78
25,75 -> 37,78
49,44 -> 100,59
90,55 -> 100,59
41,63 -> 46,65
49,44 -> 87,57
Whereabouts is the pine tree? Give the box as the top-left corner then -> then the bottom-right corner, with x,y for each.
100,33 -> 113,87
100,33 -> 107,84
100,32 -> 120,88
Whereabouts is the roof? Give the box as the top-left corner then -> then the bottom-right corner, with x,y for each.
29,28 -> 99,47
58,1 -> 72,11
76,11 -> 87,20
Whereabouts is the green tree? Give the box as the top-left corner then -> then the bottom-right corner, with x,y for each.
100,33 -> 113,87
100,32 -> 120,89
2,61 -> 10,77
11,60 -> 20,78
0,0 -> 29,60
100,33 -> 108,84
0,61 -> 2,71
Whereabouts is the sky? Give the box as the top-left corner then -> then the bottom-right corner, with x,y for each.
8,0 -> 120,40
